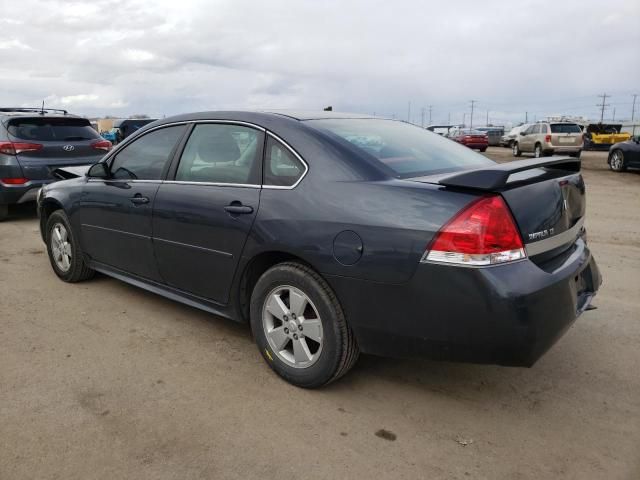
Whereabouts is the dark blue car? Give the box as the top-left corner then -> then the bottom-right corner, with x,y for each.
37,111 -> 601,387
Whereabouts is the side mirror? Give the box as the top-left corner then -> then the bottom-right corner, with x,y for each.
87,162 -> 109,178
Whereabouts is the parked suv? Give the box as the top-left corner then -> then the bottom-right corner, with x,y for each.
512,122 -> 583,158
0,108 -> 111,220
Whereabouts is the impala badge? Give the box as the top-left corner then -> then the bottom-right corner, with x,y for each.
529,227 -> 555,241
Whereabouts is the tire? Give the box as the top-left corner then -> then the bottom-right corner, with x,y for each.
534,143 -> 542,158
250,262 -> 359,388
479,147 -> 487,153
0,204 -> 8,221
569,151 -> 581,158
512,142 -> 522,157
45,210 -> 94,282
609,149 -> 627,172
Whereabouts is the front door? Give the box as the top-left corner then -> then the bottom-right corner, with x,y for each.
78,124 -> 187,280
152,123 -> 264,304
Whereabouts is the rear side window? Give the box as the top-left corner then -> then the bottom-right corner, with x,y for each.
175,124 -> 262,185
551,123 -> 581,134
264,137 -> 306,187
7,117 -> 100,141
307,118 -> 492,178
110,125 -> 186,180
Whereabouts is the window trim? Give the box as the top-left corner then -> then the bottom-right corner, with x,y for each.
262,131 -> 309,190
96,120 -> 308,189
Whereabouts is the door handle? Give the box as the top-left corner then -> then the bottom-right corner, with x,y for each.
224,203 -> 254,215
129,195 -> 149,205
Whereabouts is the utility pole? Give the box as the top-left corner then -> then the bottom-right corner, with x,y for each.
612,107 -> 616,121
469,100 -> 476,130
486,110 -> 489,126
462,113 -> 466,127
448,112 -> 451,124
428,105 -> 433,125
421,107 -> 425,128
525,111 -> 528,123
407,101 -> 411,123
632,94 -> 638,121
597,93 -> 609,123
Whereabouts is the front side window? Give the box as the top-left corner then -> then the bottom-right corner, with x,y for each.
264,137 -> 305,187
110,125 -> 186,180
175,124 -> 262,185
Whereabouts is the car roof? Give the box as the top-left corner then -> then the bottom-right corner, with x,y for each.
263,110 -> 378,121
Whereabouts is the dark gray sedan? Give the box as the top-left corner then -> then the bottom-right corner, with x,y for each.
37,111 -> 601,388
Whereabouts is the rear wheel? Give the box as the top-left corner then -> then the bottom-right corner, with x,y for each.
46,210 -> 94,282
569,150 -> 581,158
534,143 -> 542,158
512,142 -> 522,157
0,204 -> 8,221
479,147 -> 487,153
250,262 -> 359,388
609,150 -> 627,172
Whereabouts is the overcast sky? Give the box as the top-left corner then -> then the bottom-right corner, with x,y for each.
0,0 -> 638,126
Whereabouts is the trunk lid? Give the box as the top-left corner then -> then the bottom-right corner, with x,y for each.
549,123 -> 583,148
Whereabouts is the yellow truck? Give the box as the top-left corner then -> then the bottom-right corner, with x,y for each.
583,123 -> 631,150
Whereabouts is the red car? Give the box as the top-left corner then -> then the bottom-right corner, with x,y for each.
450,129 -> 488,152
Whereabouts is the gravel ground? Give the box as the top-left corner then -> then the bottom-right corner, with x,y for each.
1,147 -> 639,479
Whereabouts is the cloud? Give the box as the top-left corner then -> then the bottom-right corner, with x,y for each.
0,0 -> 638,125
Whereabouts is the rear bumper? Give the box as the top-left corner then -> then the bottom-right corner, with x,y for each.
326,237 -> 601,366
0,179 -> 51,205
545,144 -> 582,153
462,142 -> 488,149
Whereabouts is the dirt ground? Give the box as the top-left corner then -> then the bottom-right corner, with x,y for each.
1,147 -> 639,480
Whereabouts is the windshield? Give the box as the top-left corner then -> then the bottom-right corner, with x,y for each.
550,123 -> 581,134
307,118 -> 493,178
7,117 -> 100,141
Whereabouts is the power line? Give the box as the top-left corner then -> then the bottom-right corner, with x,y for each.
597,93 -> 609,123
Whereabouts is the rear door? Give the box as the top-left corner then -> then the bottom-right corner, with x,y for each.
78,124 -> 187,280
152,122 -> 264,304
7,117 -> 107,180
519,125 -> 535,151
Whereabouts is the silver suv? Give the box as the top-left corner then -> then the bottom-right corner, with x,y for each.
512,122 -> 583,158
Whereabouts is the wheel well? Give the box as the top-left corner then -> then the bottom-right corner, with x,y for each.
39,200 -> 63,242
237,251 -> 312,323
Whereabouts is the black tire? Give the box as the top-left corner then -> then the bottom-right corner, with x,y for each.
609,149 -> 627,172
569,151 -> 581,158
512,142 -> 522,157
479,147 -> 487,153
250,262 -> 359,388
45,210 -> 94,282
534,143 -> 542,158
0,204 -> 8,221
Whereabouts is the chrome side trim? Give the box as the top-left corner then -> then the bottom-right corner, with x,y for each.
162,180 -> 260,189
262,131 -> 309,190
153,237 -> 233,258
81,223 -> 150,240
525,217 -> 584,256
86,179 -> 163,184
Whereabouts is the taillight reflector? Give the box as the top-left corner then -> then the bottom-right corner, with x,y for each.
1,177 -> 29,185
545,134 -> 552,142
0,142 -> 43,155
421,195 -> 526,266
91,140 -> 112,151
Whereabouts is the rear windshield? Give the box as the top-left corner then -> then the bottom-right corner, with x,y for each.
550,123 -> 581,134
306,119 -> 493,178
7,117 -> 100,141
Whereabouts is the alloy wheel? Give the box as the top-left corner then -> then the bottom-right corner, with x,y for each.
51,223 -> 72,272
262,285 -> 323,368
610,150 -> 625,171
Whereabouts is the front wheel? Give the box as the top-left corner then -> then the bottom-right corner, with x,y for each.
250,262 -> 359,388
512,142 -> 522,157
46,210 -> 95,282
609,150 -> 626,172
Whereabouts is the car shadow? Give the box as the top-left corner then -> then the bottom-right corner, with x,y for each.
4,202 -> 38,222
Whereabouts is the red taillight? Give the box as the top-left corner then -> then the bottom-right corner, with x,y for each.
91,140 -> 112,151
421,195 -> 526,266
0,142 -> 43,155
545,134 -> 552,143
1,177 -> 29,185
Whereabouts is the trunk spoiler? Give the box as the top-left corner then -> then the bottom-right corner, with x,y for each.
436,157 -> 580,191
